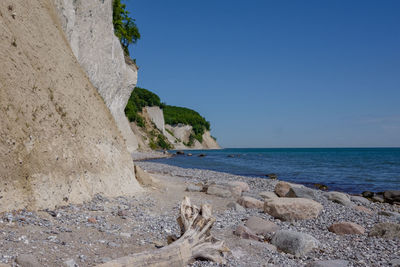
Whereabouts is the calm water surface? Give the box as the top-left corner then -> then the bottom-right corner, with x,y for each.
148,148 -> 400,194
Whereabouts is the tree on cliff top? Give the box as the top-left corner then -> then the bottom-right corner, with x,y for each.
112,0 -> 140,56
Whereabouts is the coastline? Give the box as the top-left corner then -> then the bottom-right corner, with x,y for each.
0,157 -> 398,266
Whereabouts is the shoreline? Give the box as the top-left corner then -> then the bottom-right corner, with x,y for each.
0,156 -> 398,266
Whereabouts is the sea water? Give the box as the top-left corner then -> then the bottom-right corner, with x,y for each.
148,148 -> 400,194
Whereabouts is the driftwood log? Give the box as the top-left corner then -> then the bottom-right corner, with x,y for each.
97,196 -> 229,267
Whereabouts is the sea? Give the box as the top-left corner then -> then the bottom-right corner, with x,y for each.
148,148 -> 400,194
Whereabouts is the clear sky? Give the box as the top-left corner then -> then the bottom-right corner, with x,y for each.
125,0 -> 400,148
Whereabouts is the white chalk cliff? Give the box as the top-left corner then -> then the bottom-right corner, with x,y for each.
0,0 -> 141,212
53,0 -> 139,152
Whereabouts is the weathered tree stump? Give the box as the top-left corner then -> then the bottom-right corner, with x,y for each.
97,197 -> 229,267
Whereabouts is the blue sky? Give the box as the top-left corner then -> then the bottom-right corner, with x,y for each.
125,0 -> 400,148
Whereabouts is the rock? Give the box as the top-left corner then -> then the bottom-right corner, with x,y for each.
186,184 -> 203,192
228,181 -> 250,192
308,259 -> 349,267
198,153 -> 206,157
390,258 -> 400,267
266,173 -> 278,180
372,194 -> 385,203
362,191 -> 374,198
237,196 -> 264,209
16,254 -> 40,267
153,241 -> 165,248
117,210 -> 128,217
63,259 -> 77,267
227,202 -> 246,212
225,183 -> 243,198
233,225 -> 260,241
264,198 -> 323,221
328,222 -> 365,235
378,210 -> 400,219
350,196 -> 370,205
120,232 -> 131,238
187,153 -> 193,156
369,223 -> 400,239
383,190 -> 400,204
227,154 -> 235,158
176,151 -> 185,155
324,191 -> 353,207
313,183 -> 328,191
354,206 -> 373,214
271,230 -> 319,257
274,181 -> 291,197
206,184 -> 232,198
287,186 -> 317,200
245,216 -> 280,235
87,217 -> 97,223
259,191 -> 278,200
134,165 -> 160,188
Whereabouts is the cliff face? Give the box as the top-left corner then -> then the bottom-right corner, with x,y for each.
53,0 -> 139,152
138,106 -> 221,150
0,0 -> 141,212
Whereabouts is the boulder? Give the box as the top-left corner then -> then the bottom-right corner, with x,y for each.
274,181 -> 291,197
372,194 -> 385,203
225,183 -> 243,198
328,222 -> 365,235
134,166 -> 160,188
287,186 -> 317,200
245,216 -> 280,235
362,191 -> 374,198
354,206 -> 373,214
324,191 -> 353,207
234,225 -> 260,241
313,183 -> 329,191
16,254 -> 40,267
350,196 -> 370,205
369,223 -> 400,239
186,184 -> 203,192
206,184 -> 232,198
237,196 -> 264,209
259,191 -> 278,200
383,190 -> 400,204
227,202 -> 246,212
264,198 -> 323,221
228,181 -> 250,192
308,260 -> 349,267
271,230 -> 319,257
266,173 -> 278,180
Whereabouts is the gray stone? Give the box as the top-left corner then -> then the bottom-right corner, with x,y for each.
227,202 -> 246,212
350,196 -> 370,205
207,184 -> 232,198
63,259 -> 77,267
237,196 -> 264,209
383,190 -> 400,204
308,259 -> 349,267
324,191 -> 354,207
245,216 -> 280,235
259,191 -> 278,200
378,211 -> 400,219
287,186 -> 317,200
264,198 -> 323,221
372,195 -> 385,203
234,225 -> 260,241
369,223 -> 400,239
390,258 -> 400,267
16,254 -> 40,267
186,184 -> 203,192
271,230 -> 319,257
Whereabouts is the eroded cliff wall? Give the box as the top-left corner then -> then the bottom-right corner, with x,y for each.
53,0 -> 139,152
0,0 -> 141,212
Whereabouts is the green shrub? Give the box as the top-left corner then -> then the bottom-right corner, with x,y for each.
125,87 -> 161,127
112,0 -> 140,56
163,105 -> 210,143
